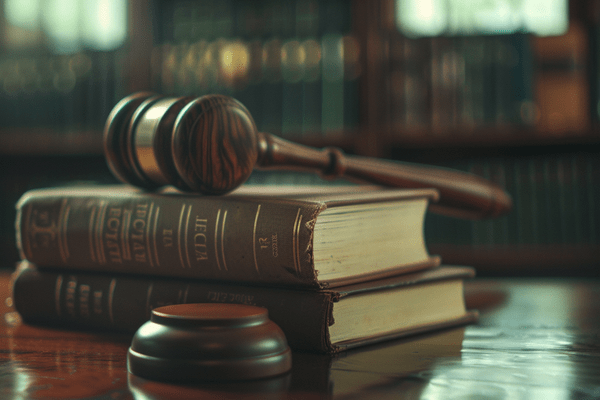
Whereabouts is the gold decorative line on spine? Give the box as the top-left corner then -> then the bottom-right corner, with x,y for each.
108,279 -> 117,325
292,211 -> 297,274
145,283 -> 154,319
145,202 -> 155,267
88,206 -> 97,262
184,205 -> 193,269
296,214 -> 302,273
293,209 -> 302,274
214,209 -> 222,271
121,209 -> 132,261
221,210 -> 228,271
95,202 -> 108,264
177,205 -> 187,269
57,199 -> 70,262
152,206 -> 161,267
252,205 -> 261,274
55,275 -> 63,317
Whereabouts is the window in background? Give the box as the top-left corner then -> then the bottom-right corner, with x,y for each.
4,0 -> 127,53
396,0 -> 569,37
0,0 -> 129,133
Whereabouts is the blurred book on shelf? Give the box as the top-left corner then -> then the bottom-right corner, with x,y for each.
150,0 -> 360,140
0,0 -> 129,150
425,153 -> 599,275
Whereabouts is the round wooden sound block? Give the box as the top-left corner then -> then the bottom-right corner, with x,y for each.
127,303 -> 292,382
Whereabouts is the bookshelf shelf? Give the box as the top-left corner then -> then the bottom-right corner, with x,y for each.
1,126 -> 599,158
385,130 -> 600,150
0,129 -> 103,156
382,131 -> 600,165
285,131 -> 360,153
431,244 -> 600,276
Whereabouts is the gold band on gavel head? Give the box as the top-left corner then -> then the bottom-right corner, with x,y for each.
133,97 -> 181,187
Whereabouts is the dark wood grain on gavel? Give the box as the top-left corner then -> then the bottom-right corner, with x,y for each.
104,93 -> 512,220
171,95 -> 259,195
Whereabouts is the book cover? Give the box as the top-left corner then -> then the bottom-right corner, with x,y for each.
12,262 -> 476,353
16,184 -> 439,288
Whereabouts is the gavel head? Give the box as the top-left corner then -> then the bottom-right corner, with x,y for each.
103,93 -> 259,194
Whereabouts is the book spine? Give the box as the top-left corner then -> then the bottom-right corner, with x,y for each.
16,191 -> 322,287
12,266 -> 333,352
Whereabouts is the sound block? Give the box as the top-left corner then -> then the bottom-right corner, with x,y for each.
127,303 -> 292,382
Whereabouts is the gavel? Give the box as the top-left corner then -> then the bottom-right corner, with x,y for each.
104,92 -> 512,219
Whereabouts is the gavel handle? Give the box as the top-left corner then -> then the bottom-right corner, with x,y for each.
257,132 -> 512,219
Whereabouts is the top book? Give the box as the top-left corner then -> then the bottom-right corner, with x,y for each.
15,184 -> 440,288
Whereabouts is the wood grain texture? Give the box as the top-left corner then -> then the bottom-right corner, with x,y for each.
171,95 -> 259,194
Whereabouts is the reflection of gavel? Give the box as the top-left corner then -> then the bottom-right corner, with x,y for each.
104,92 -> 512,219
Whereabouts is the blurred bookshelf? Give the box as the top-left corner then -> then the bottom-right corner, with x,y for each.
0,0 -> 598,275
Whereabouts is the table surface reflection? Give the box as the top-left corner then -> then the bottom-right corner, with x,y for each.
0,272 -> 599,399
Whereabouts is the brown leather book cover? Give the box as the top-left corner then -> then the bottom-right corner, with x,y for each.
16,184 -> 439,288
13,262 -> 476,353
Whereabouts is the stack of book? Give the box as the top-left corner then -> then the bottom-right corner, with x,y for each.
12,183 -> 477,353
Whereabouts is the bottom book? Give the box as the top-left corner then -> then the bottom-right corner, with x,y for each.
12,262 -> 477,353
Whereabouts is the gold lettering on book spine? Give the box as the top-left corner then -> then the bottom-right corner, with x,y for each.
105,207 -> 123,264
193,216 -> 208,261
23,202 -> 66,261
253,205 -> 261,273
121,209 -> 132,261
94,202 -> 108,264
130,203 -> 151,266
79,284 -> 90,318
65,277 -> 76,318
93,290 -> 103,315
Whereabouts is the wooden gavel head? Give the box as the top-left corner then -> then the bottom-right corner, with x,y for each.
104,92 -> 260,195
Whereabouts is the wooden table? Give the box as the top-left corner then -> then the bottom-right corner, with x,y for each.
0,271 -> 598,399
